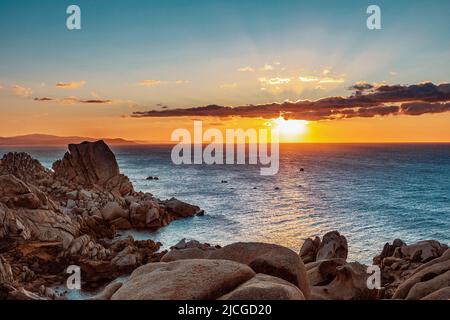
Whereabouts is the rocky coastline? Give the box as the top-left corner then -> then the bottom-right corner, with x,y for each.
0,141 -> 449,300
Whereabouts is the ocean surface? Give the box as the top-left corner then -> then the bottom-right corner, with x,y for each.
1,143 -> 449,263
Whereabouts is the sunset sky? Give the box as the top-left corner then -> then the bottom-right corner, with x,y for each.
0,0 -> 449,143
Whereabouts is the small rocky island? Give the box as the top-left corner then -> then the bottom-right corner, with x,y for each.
0,141 -> 449,300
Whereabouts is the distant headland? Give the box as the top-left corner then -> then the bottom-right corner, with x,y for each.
0,134 -> 139,146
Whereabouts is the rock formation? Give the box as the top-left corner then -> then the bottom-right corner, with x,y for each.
0,140 -> 202,299
372,238 -> 449,299
299,231 -> 379,300
161,241 -> 311,299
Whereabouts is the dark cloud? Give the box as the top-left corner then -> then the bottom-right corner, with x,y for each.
349,82 -> 374,92
132,82 -> 450,121
78,99 -> 112,104
400,102 -> 450,116
33,97 -> 112,104
34,97 -> 54,101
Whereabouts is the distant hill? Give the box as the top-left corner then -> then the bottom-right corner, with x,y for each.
0,134 -> 139,146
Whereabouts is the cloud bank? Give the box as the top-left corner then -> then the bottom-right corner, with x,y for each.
131,82 -> 450,121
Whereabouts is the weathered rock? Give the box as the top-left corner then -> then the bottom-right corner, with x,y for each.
163,198 -> 203,218
101,202 -> 128,221
171,239 -> 218,251
162,242 -> 311,299
311,262 -> 378,300
421,287 -> 450,300
88,282 -> 123,300
219,274 -> 305,300
373,239 -> 406,265
393,255 -> 450,299
0,174 -> 54,210
316,231 -> 348,261
52,140 -> 133,196
305,258 -> 347,286
299,236 -> 321,264
0,152 -> 52,186
0,256 -> 14,285
400,240 -> 448,263
0,175 -> 78,247
405,270 -> 450,300
111,259 -> 256,300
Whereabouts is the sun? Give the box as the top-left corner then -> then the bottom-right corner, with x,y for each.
271,116 -> 309,137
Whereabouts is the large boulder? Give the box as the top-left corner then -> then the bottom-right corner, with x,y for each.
163,198 -> 203,218
421,287 -> 450,300
219,273 -> 305,300
111,259 -> 256,300
52,140 -> 133,196
399,240 -> 448,263
162,242 -> 311,299
316,231 -> 348,261
299,236 -> 321,264
305,258 -> 347,286
311,262 -> 378,300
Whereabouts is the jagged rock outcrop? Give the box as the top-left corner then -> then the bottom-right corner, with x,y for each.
311,262 -> 379,300
373,239 -> 449,298
0,174 -> 78,246
0,141 -> 202,299
52,140 -> 134,197
299,231 -> 348,263
0,152 -> 52,186
392,248 -> 450,300
300,231 -> 378,300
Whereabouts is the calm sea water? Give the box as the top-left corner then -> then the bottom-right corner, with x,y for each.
1,144 -> 449,263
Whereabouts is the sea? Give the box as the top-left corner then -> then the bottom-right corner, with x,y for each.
1,143 -> 449,264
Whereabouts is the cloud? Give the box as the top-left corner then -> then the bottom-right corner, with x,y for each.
299,76 -> 320,83
238,66 -> 255,72
400,102 -> 450,116
34,97 -> 54,102
261,64 -> 274,71
349,81 -> 374,92
13,85 -> 32,97
298,74 -> 345,84
138,80 -> 164,86
56,81 -> 86,89
259,77 -> 291,85
299,75 -> 345,84
175,80 -> 189,84
131,82 -> 450,121
33,96 -> 112,104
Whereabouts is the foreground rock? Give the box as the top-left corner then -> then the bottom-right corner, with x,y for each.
161,241 -> 311,299
298,231 -> 378,300
111,259 -> 256,300
106,259 -> 305,300
373,239 -> 449,298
